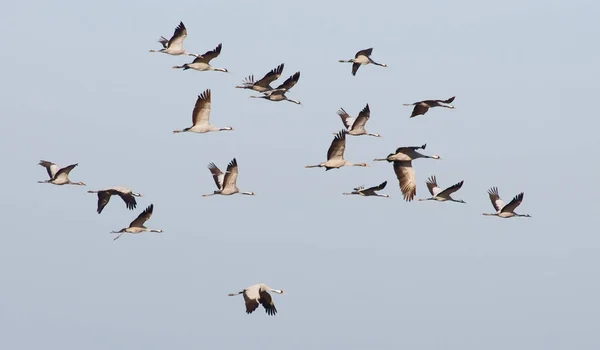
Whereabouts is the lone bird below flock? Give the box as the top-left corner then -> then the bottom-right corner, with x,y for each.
306,131 -> 368,170
483,187 -> 531,218
149,22 -> 194,56
228,283 -> 284,316
337,104 -> 381,137
403,96 -> 456,118
203,158 -> 255,197
111,204 -> 163,241
339,48 -> 387,76
172,43 -> 228,72
250,72 -> 301,104
343,181 -> 389,197
236,63 -> 284,92
418,176 -> 465,203
87,187 -> 143,214
38,160 -> 85,186
374,145 -> 441,201
173,89 -> 233,134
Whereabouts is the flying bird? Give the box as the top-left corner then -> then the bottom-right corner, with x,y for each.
87,187 -> 143,214
172,43 -> 228,72
236,64 -> 284,92
250,72 -> 301,104
38,160 -> 85,186
149,22 -> 194,56
173,89 -> 233,134
418,176 -> 465,203
337,104 -> 381,137
111,204 -> 163,241
483,187 -> 531,218
373,144 -> 439,163
403,97 -> 456,118
203,158 -> 255,197
374,146 -> 441,201
343,181 -> 389,197
305,131 -> 368,170
339,48 -> 387,76
228,283 -> 284,316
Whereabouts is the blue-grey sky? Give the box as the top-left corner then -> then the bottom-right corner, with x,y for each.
1,0 -> 599,349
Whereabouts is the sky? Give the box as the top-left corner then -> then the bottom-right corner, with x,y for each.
1,0 -> 600,349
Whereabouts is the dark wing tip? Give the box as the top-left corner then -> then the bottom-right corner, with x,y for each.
200,89 -> 211,101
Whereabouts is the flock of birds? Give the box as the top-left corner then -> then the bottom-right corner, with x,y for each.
37,21 -> 531,316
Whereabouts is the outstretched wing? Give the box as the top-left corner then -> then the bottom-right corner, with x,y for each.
259,290 -> 277,316
192,89 -> 211,126
487,187 -> 505,212
355,48 -> 373,58
425,175 -> 441,196
337,108 -> 355,130
351,63 -> 361,76
501,192 -> 524,213
222,158 -> 239,192
327,131 -> 346,161
193,43 -> 222,64
442,96 -> 456,104
351,104 -> 370,131
438,180 -> 464,198
255,63 -> 284,88
410,103 -> 429,118
243,291 -> 260,314
167,22 -> 187,50
393,161 -> 416,201
274,72 -> 300,91
129,204 -> 154,228
54,164 -> 78,182
39,160 -> 59,179
116,192 -> 137,211
207,162 -> 224,190
96,191 -> 112,214
365,180 -> 387,193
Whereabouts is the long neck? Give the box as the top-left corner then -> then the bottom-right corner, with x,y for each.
368,133 -> 380,137
219,127 -> 233,131
213,67 -> 228,72
269,289 -> 283,294
285,98 -> 301,104
241,191 -> 255,195
305,164 -> 323,168
342,192 -> 357,195
451,199 -> 466,204
149,229 -> 163,233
